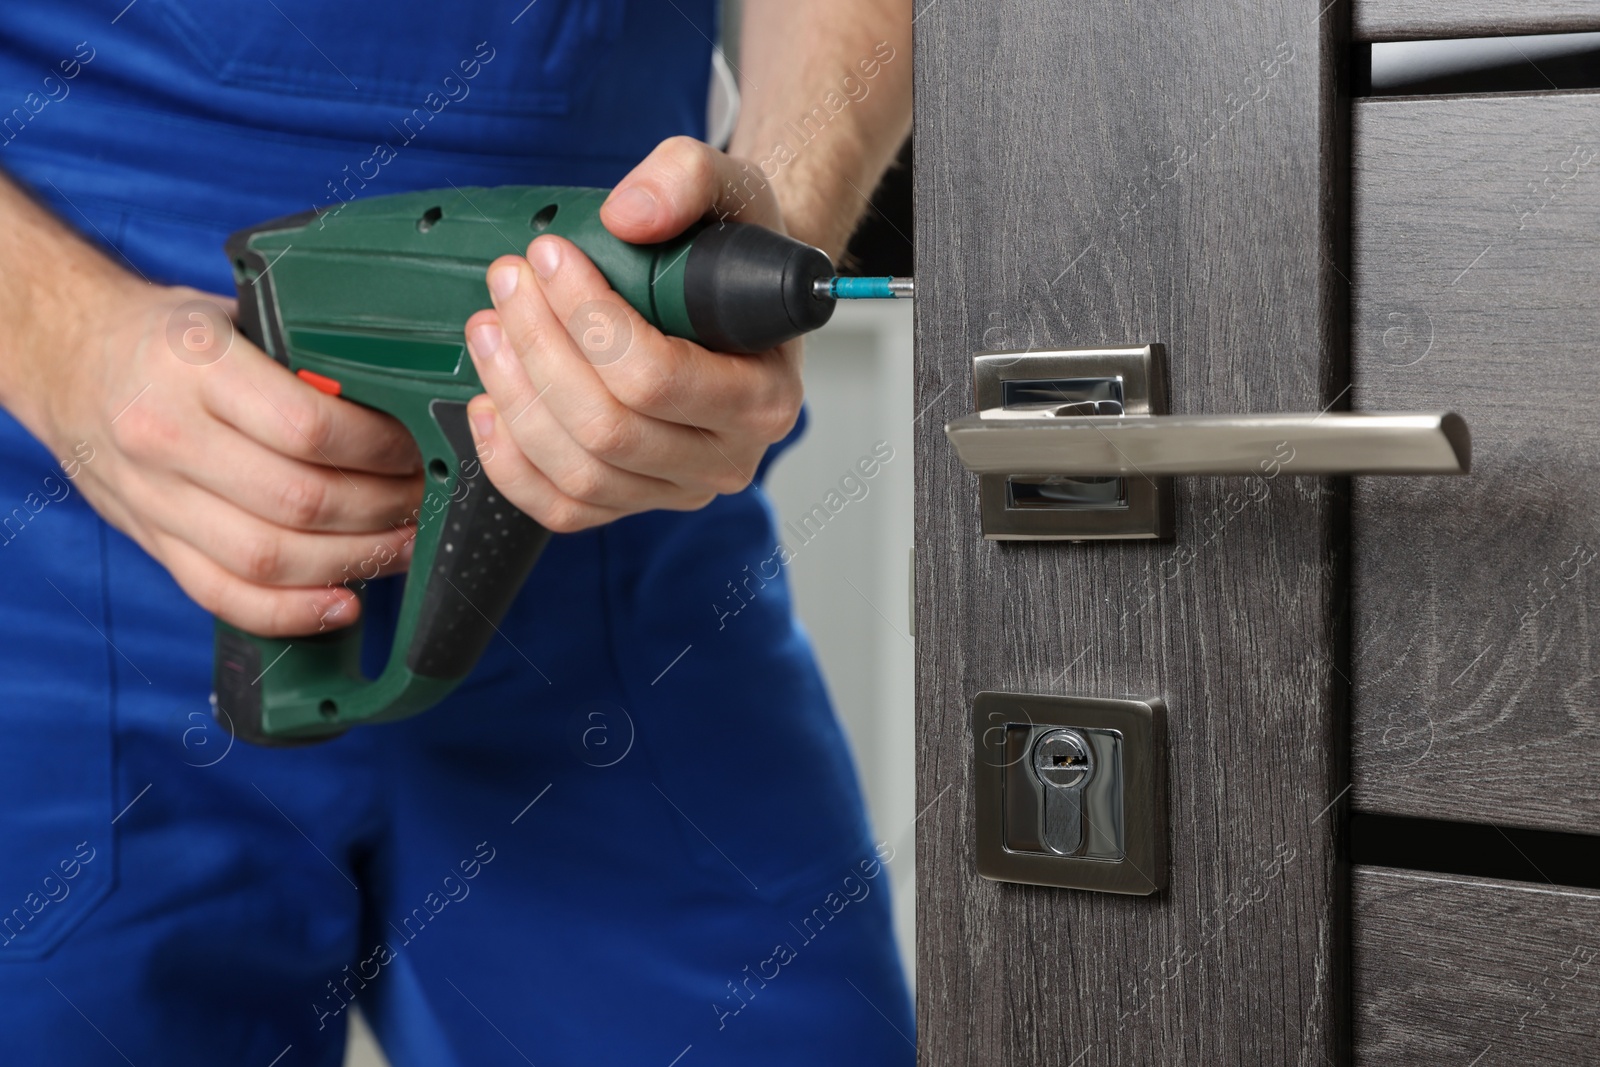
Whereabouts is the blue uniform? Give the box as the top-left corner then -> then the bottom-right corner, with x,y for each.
0,3 -> 912,1064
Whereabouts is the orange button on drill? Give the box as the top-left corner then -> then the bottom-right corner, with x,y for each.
296,369 -> 342,396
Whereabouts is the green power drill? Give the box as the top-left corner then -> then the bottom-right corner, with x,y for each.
215,185 -> 911,746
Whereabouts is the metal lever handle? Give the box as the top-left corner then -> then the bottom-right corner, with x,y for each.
945,410 -> 1471,477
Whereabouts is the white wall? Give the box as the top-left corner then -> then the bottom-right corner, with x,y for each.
762,301 -> 916,983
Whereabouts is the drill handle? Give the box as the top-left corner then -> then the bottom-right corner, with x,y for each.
213,266 -> 550,744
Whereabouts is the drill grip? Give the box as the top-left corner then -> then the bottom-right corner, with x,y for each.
405,400 -> 550,679
213,266 -> 550,745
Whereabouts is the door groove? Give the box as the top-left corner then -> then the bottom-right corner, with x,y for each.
1351,812 -> 1600,890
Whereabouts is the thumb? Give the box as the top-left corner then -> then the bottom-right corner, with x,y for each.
600,136 -> 782,245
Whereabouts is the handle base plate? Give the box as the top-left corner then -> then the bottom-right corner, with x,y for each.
972,346 -> 1174,541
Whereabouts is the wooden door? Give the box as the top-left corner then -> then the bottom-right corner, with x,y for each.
1346,21 -> 1600,1067
912,0 -> 1600,1063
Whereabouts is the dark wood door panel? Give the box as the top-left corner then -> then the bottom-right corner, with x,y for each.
1354,1 -> 1600,41
1353,866 -> 1600,1064
914,0 -> 1349,1062
1350,91 -> 1600,833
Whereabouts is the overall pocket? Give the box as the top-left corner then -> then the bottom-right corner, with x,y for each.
0,416 -> 114,962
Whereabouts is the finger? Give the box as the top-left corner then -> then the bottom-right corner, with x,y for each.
201,346 -> 422,477
474,260 -> 752,491
525,236 -> 802,443
474,377 -> 720,511
147,482 -> 415,588
464,302 -> 554,433
465,398 -> 631,533
172,423 -> 423,533
600,136 -> 783,244
153,531 -> 364,637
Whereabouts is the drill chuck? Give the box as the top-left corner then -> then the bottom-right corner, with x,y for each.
682,222 -> 836,353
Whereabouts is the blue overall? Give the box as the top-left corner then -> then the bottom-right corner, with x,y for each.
0,4 -> 912,1064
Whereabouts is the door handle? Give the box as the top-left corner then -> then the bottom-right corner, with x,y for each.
944,344 -> 1473,541
945,410 -> 1470,477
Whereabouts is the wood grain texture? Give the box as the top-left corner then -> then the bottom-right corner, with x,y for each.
1353,866 -> 1600,1064
913,1 -> 1350,1063
1354,1 -> 1600,41
1350,92 -> 1600,833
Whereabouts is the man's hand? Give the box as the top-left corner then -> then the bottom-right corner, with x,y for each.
33,282 -> 422,636
462,137 -> 804,533
0,175 -> 425,637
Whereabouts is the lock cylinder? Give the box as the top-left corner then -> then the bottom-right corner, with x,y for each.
1033,729 -> 1095,855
